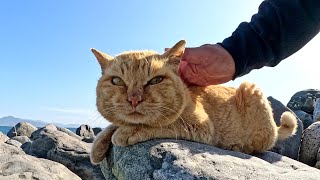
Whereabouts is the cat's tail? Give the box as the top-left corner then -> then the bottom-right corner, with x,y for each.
90,124 -> 118,165
277,111 -> 298,140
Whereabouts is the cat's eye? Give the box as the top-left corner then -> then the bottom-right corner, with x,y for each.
111,77 -> 126,86
147,76 -> 164,85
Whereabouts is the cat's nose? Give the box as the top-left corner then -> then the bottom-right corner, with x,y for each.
128,93 -> 143,107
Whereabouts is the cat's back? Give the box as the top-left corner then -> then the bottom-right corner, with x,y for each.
188,85 -> 236,105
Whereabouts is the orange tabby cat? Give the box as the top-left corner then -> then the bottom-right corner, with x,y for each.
90,40 -> 297,164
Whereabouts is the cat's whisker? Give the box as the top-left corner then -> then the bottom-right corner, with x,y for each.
158,106 -> 192,130
153,111 -> 167,135
86,114 -> 105,127
156,110 -> 179,141
84,110 -> 101,125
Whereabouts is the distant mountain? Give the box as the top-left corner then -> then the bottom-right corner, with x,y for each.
0,116 -> 80,128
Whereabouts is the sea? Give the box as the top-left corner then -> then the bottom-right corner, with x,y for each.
0,126 -> 77,135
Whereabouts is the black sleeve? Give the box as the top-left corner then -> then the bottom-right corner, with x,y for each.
219,0 -> 320,78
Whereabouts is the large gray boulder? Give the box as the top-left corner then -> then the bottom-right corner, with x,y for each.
28,124 -> 104,180
287,89 -> 320,114
0,151 -> 80,180
0,131 -> 9,143
101,139 -> 320,180
294,110 -> 314,129
299,122 -> 320,167
268,96 -> 303,160
7,122 -> 37,138
314,98 -> 320,122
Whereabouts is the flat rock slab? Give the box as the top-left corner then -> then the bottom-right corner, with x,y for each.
101,139 -> 320,180
0,154 -> 81,180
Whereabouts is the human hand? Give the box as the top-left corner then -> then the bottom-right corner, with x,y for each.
178,44 -> 235,86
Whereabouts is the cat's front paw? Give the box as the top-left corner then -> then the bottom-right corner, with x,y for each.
111,126 -> 147,147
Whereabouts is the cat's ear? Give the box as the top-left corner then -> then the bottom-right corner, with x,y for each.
162,40 -> 186,65
91,48 -> 113,74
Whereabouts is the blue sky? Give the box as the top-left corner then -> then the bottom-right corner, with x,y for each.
0,1 -> 319,127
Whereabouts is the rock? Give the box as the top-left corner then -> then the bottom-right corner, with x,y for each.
57,126 -> 82,140
82,136 -> 95,143
76,124 -> 95,138
7,122 -> 38,138
316,161 -> 320,169
0,132 -> 9,143
101,139 -> 320,180
21,141 -> 32,154
294,110 -> 314,129
93,127 -> 102,136
11,135 -> 31,144
30,123 -> 57,139
317,148 -> 320,169
29,124 -> 104,180
5,139 -> 22,148
287,89 -> 320,114
0,139 -> 80,180
314,98 -> 320,122
299,122 -> 320,167
0,142 -> 25,155
29,125 -> 58,158
267,96 -> 303,160
0,154 -> 81,180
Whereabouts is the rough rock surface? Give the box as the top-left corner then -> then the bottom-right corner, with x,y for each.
294,110 -> 314,129
268,96 -> 303,160
82,136 -> 95,143
0,132 -> 9,143
287,89 -> 320,114
299,122 -> 320,167
7,122 -> 37,138
314,98 -> 320,122
57,126 -> 82,140
0,142 -> 25,155
76,124 -> 95,138
28,124 -> 104,180
5,139 -> 22,148
0,142 -> 80,180
101,139 -> 320,180
11,135 -> 31,145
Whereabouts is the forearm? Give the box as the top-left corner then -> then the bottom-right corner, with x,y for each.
220,0 -> 320,78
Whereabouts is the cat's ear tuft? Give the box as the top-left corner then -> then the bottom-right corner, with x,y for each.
91,48 -> 113,73
162,40 -> 186,64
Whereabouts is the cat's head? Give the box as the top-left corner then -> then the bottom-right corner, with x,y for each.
92,40 -> 188,127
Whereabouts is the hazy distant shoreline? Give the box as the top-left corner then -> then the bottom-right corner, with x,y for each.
0,116 -> 81,128
0,125 -> 77,135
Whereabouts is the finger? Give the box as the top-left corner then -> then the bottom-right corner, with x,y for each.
181,47 -> 204,64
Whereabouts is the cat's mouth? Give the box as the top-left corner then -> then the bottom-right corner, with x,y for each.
127,111 -> 144,116
127,112 -> 145,119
